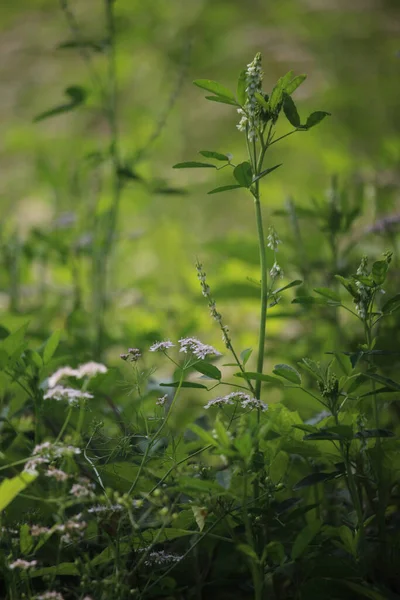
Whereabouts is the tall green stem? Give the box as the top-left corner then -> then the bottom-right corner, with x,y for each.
254,191 -> 268,402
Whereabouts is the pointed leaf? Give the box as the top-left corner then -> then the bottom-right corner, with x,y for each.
371,260 -> 388,285
302,111 -> 331,130
173,161 -> 216,169
283,93 -> 300,127
34,86 -> 86,122
382,293 -> 400,314
193,79 -> 236,101
199,150 -> 230,162
285,74 -> 307,95
273,364 -> 301,384
240,348 -> 253,366
252,164 -> 282,183
0,472 -> 37,512
255,92 -> 269,111
355,428 -> 395,439
233,162 -> 253,188
159,381 -> 207,389
274,280 -> 303,294
293,471 -> 339,491
193,361 -> 222,380
205,95 -> 238,106
313,288 -> 341,302
207,184 -> 242,195
291,521 -> 321,560
364,373 -> 400,391
292,296 -> 336,305
43,330 -> 61,364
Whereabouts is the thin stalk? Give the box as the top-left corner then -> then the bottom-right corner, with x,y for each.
254,185 -> 268,402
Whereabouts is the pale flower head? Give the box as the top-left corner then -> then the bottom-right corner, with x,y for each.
9,559 -> 37,570
48,366 -> 77,389
179,337 -> 221,360
44,386 -> 94,405
149,340 -> 175,352
75,361 -> 107,379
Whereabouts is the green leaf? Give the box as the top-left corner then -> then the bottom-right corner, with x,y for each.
173,161 -> 216,169
237,69 -> 247,106
199,150 -> 230,162
293,471 -> 339,490
252,164 -> 282,183
283,93 -> 300,127
313,288 -> 341,302
355,429 -> 395,439
1,323 -> 29,357
281,70 -> 294,89
274,280 -> 303,294
159,381 -> 208,389
207,185 -> 242,195
43,330 -> 61,364
291,521 -> 321,560
25,349 -> 43,370
382,293 -> 400,314
304,426 -> 354,441
371,260 -> 388,285
335,275 -> 358,298
237,543 -> 259,563
255,92 -> 269,111
234,372 -> 283,386
20,523 -> 34,554
214,415 -> 231,447
285,74 -> 307,95
298,358 -> 323,381
273,364 -> 301,384
31,562 -> 79,577
302,111 -> 331,130
178,476 -> 224,494
364,373 -> 400,391
57,39 -> 106,53
205,95 -> 238,106
240,348 -> 253,366
193,361 -> 222,380
233,162 -> 253,188
193,79 -> 236,101
292,296 -> 334,305
189,423 -> 218,446
269,82 -> 284,113
34,86 -> 87,122
0,472 -> 37,512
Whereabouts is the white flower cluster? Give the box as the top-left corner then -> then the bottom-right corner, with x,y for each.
9,559 -> 37,570
237,52 -> 263,141
270,261 -> 283,280
149,340 -> 175,352
37,592 -> 65,600
156,394 -> 168,406
70,477 -> 96,499
143,550 -> 182,566
204,391 -> 267,411
179,337 -> 221,360
24,441 -> 81,476
267,226 -> 282,251
45,361 -> 106,406
355,256 -> 370,319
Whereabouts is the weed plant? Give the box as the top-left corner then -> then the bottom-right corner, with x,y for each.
1,7 -> 400,600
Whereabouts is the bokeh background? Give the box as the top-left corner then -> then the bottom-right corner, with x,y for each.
1,0 -> 399,395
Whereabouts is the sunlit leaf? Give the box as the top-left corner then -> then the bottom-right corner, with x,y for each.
207,185 -> 242,195
285,74 -> 307,95
273,364 -> 301,384
193,79 -> 236,101
234,162 -> 253,188
199,150 -> 230,161
173,161 -> 216,169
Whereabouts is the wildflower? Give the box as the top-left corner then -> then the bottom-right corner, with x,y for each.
37,592 -> 65,600
31,525 -> 51,536
88,504 -> 123,514
270,261 -> 283,279
44,385 -> 93,405
45,466 -> 69,482
149,340 -> 175,352
204,391 -> 267,411
143,550 -> 182,566
354,256 -> 370,319
156,394 -> 168,406
179,337 -> 221,360
121,348 -> 141,362
237,52 -> 263,141
75,361 -> 107,379
196,260 -> 231,349
9,559 -> 37,570
48,366 -> 77,388
267,227 -> 282,251
24,442 -> 81,475
70,479 -> 95,499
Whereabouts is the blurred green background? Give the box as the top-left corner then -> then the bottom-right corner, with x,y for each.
0,0 -> 399,380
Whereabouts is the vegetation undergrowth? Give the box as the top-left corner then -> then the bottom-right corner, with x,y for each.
1,6 -> 400,600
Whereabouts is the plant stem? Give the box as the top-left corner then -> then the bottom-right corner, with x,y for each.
254,187 -> 268,402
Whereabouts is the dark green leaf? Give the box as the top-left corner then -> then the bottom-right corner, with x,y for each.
364,373 -> 400,391
335,275 -> 358,298
43,330 -> 61,364
159,381 -> 207,389
273,364 -> 301,384
313,288 -> 341,302
293,471 -> 340,490
235,372 -> 283,386
371,260 -> 388,285
240,348 -> 253,366
285,74 -> 307,95
292,521 -> 321,560
359,386 -> 398,398
205,95 -> 238,106
355,429 -> 395,439
292,296 -> 337,305
302,111 -> 331,129
199,150 -> 230,162
234,162 -> 253,188
193,361 -> 221,380
34,86 -> 87,122
57,39 -> 106,53
382,293 -> 400,314
237,69 -> 247,106
117,166 -> 143,181
283,93 -> 300,127
274,280 -> 303,294
252,164 -> 282,183
193,79 -> 236,101
207,185 -> 242,195
173,161 -> 216,169
304,426 -> 353,441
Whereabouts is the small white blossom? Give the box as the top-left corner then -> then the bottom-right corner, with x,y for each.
44,386 -> 94,404
45,466 -> 69,482
24,443 -> 81,475
204,391 -> 267,411
48,366 -> 77,388
149,340 -> 175,352
267,227 -> 282,251
9,559 -> 37,570
75,361 -> 107,379
143,550 -> 182,566
355,256 -> 370,319
237,52 -> 263,141
37,592 -> 65,600
31,525 -> 51,536
179,337 -> 221,360
270,261 -> 283,279
156,394 -> 168,406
